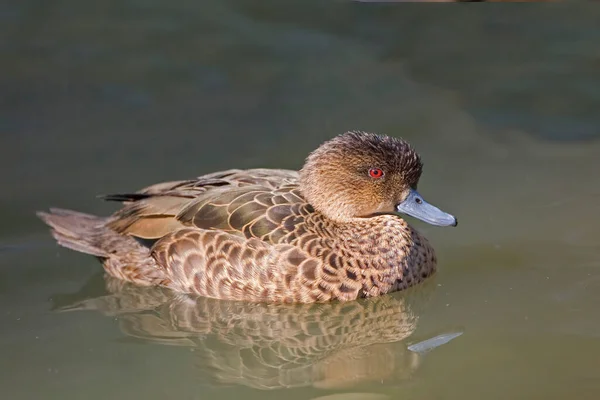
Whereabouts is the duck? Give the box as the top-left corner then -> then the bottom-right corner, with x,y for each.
38,131 -> 457,303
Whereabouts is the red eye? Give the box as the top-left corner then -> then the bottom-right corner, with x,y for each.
368,168 -> 384,179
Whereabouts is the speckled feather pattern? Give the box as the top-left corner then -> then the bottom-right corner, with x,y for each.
38,131 -> 442,303
150,209 -> 436,303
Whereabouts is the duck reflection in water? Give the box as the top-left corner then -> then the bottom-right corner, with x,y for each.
53,274 -> 461,391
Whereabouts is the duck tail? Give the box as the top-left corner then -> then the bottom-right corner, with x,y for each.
37,208 -> 111,257
37,208 -> 169,287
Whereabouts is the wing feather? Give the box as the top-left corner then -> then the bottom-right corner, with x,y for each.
105,169 -> 304,242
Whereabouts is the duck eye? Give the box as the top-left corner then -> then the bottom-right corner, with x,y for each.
368,168 -> 384,179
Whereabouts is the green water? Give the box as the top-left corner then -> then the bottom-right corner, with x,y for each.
2,1 -> 600,399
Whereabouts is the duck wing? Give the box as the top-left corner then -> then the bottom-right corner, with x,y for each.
105,168 -> 305,242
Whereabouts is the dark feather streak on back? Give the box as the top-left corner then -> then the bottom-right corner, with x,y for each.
134,237 -> 160,249
100,193 -> 153,202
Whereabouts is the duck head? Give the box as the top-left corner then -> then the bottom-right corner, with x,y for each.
299,131 -> 457,226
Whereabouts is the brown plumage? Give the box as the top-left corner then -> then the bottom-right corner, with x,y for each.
38,131 -> 457,303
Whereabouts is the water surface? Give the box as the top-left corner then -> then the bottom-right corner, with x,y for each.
2,1 -> 600,399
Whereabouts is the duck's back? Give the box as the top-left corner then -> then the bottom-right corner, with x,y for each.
105,168 -> 303,242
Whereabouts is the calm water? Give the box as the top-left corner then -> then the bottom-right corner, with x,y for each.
2,1 -> 600,399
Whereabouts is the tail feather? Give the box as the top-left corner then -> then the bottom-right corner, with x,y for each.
37,207 -> 170,287
37,208 -> 110,257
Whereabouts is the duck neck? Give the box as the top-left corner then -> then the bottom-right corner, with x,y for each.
330,214 -> 411,241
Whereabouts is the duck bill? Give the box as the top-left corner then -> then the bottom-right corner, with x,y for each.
395,189 -> 457,227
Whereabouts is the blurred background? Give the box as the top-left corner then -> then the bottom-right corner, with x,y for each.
2,1 -> 600,399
